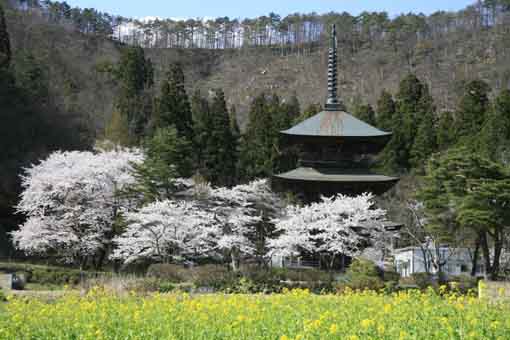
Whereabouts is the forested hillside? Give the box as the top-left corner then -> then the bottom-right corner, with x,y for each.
3,0 -> 510,127
3,0 -> 510,259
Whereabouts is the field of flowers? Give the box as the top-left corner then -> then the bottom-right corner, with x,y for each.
0,288 -> 509,340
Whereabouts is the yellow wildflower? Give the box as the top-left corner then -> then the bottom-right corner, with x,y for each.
329,323 -> 338,334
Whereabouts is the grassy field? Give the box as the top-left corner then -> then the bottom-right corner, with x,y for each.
0,288 -> 508,340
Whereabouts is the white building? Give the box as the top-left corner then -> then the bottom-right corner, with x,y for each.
394,246 -> 485,278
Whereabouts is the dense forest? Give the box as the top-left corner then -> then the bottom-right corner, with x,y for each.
7,0 -> 510,52
2,0 -> 510,275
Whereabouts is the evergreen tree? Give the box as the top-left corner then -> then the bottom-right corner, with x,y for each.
154,63 -> 193,142
410,110 -> 437,169
239,93 -> 273,180
381,74 -> 435,171
456,80 -> 491,140
131,126 -> 192,203
191,89 -> 211,175
380,112 -> 408,172
105,110 -> 131,146
282,93 -> 300,125
294,103 -> 321,124
229,105 -> 241,141
376,90 -> 396,131
204,89 -> 237,186
478,89 -> 510,161
0,4 -> 11,69
436,111 -> 456,150
267,94 -> 299,173
229,104 -> 241,183
419,147 -> 510,279
112,46 -> 154,143
354,103 -> 376,126
14,52 -> 49,104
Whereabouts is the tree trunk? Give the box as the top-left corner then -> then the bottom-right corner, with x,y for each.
470,237 -> 480,277
231,249 -> 239,272
329,254 -> 336,271
491,227 -> 504,280
480,231 -> 492,280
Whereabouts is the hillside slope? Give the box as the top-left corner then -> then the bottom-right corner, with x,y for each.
6,5 -> 510,132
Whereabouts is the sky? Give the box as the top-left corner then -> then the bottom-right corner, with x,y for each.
63,0 -> 476,20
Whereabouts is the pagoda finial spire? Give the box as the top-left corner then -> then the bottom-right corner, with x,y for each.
325,24 -> 344,111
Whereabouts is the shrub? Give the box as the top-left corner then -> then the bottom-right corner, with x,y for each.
30,268 -> 83,285
337,258 -> 385,293
157,281 -> 176,293
0,263 -> 105,286
189,265 -> 236,289
448,275 -> 478,293
146,264 -> 186,282
272,268 -> 332,283
348,258 -> 382,277
121,277 -> 164,293
11,273 -> 26,290
0,289 -> 5,302
383,270 -> 400,282
411,273 -> 434,289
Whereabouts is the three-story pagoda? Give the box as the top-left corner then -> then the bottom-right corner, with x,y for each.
272,25 -> 399,202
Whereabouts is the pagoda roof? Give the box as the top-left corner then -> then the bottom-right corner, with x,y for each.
281,110 -> 391,138
274,167 -> 399,183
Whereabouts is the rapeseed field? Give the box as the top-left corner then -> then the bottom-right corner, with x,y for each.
0,287 -> 508,339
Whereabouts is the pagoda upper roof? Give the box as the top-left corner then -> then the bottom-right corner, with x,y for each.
281,110 -> 391,138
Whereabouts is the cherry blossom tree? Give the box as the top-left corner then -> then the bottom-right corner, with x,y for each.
208,179 -> 284,270
269,193 -> 386,270
11,148 -> 144,268
111,179 -> 283,267
111,200 -> 218,264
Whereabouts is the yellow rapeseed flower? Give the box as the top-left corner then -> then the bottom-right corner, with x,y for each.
329,323 -> 338,334
360,319 -> 374,329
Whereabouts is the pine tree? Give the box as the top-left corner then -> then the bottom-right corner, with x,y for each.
436,111 -> 456,150
418,147 -> 510,280
354,103 -> 376,126
191,89 -> 211,175
204,89 -> 237,186
410,110 -> 437,169
105,110 -> 131,146
229,105 -> 241,183
130,126 -> 192,203
154,63 -> 193,142
456,80 -> 491,140
380,112 -> 408,173
294,103 -> 321,124
282,93 -> 300,125
0,4 -> 11,70
376,90 -> 396,131
229,105 -> 241,141
14,52 -> 48,103
112,46 -> 154,143
239,93 -> 273,180
381,74 -> 435,171
478,89 -> 510,161
274,95 -> 301,173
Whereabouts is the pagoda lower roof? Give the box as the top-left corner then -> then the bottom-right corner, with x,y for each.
281,110 -> 392,138
274,167 -> 399,183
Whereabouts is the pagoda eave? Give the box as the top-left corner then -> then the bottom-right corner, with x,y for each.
272,167 -> 399,198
